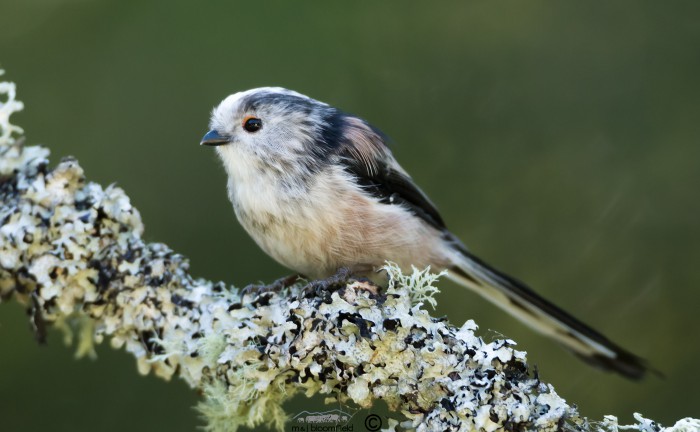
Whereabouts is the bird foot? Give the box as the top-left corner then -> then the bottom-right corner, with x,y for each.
241,273 -> 302,298
297,267 -> 353,300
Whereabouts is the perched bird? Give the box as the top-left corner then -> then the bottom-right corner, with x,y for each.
201,87 -> 650,379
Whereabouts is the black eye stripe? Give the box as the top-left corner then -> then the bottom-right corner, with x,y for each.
243,117 -> 263,133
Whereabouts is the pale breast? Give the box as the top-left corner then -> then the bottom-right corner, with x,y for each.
228,164 -> 450,279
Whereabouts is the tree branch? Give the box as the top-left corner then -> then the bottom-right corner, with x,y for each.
0,71 -> 697,432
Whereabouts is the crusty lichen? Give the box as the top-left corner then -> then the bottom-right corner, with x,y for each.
1,72 -> 697,432
598,414 -> 700,432
0,69 -> 24,146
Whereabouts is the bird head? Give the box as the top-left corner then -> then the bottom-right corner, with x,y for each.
202,87 -> 339,161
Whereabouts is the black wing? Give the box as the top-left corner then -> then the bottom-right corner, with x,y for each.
344,158 -> 446,231
328,114 -> 446,231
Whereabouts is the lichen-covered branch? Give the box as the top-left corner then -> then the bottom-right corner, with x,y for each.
1,71 -> 698,432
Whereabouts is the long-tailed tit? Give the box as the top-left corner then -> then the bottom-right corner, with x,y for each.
201,87 -> 650,379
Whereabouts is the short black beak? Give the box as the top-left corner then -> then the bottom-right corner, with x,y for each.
200,130 -> 231,146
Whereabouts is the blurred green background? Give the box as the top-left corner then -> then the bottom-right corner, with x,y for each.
1,1 -> 699,430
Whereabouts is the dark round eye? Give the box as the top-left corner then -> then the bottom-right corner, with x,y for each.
243,116 -> 263,133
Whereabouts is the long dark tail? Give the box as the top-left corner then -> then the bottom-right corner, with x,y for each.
446,246 -> 651,380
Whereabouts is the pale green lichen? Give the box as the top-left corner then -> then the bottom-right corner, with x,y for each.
197,360 -> 289,432
383,261 -> 445,309
54,314 -> 98,359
